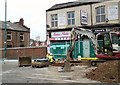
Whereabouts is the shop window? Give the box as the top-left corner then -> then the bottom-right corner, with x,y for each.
51,14 -> 58,27
67,11 -> 75,25
20,33 -> 24,41
7,32 -> 12,41
96,6 -> 105,23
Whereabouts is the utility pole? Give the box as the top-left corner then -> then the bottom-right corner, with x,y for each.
4,0 -> 7,60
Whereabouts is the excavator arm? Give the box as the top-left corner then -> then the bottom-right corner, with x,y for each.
70,28 -> 99,57
69,28 -> 114,58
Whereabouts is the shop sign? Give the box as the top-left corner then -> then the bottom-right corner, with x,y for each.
80,10 -> 88,25
108,5 -> 118,20
58,13 -> 66,27
50,31 -> 70,40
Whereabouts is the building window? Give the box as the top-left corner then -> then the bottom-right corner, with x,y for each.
67,11 -> 75,25
7,44 -> 12,48
20,33 -> 24,41
7,32 -> 12,41
51,14 -> 58,27
20,44 -> 24,47
96,6 -> 105,23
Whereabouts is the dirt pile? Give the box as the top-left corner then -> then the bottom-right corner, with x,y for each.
86,60 -> 120,83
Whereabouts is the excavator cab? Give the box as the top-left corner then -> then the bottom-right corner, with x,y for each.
111,32 -> 120,52
96,31 -> 120,59
97,32 -> 113,55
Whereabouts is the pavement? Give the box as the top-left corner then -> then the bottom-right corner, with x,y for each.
1,60 -> 101,83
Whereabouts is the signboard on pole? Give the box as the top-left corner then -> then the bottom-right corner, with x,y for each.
47,35 -> 50,53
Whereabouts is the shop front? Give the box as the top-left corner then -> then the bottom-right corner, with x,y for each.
48,30 -> 96,59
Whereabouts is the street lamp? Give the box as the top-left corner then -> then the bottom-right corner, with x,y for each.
3,0 -> 7,60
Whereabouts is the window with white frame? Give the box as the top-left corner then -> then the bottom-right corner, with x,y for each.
7,32 -> 12,41
51,14 -> 58,27
20,33 -> 24,41
67,11 -> 75,25
96,6 -> 105,23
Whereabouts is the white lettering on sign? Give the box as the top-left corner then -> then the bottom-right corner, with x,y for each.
51,31 -> 70,38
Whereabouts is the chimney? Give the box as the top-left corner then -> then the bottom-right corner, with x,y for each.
19,18 -> 24,25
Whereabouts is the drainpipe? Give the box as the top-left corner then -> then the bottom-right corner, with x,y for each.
90,3 -> 93,26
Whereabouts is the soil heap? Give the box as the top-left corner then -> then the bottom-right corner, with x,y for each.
86,60 -> 120,83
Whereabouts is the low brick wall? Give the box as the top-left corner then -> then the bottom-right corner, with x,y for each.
1,46 -> 47,59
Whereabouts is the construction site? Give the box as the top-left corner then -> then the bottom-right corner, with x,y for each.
2,27 -> 120,84
1,0 -> 120,84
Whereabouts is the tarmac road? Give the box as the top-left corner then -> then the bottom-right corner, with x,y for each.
1,60 -> 100,84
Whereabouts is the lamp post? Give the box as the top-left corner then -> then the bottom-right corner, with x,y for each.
4,0 -> 7,60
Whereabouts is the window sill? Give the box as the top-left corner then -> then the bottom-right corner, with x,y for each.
7,40 -> 12,42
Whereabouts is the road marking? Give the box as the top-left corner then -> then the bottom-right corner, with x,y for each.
27,76 -> 99,83
32,73 -> 72,78
2,60 -> 18,62
0,70 -> 12,76
26,76 -> 82,83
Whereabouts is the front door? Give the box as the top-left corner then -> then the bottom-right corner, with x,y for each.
83,40 -> 90,58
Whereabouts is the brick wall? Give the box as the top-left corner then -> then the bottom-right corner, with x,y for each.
1,46 -> 47,59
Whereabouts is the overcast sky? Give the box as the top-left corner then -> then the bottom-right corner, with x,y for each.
0,0 -> 77,41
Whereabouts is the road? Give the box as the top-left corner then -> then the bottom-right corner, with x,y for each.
1,60 -> 100,84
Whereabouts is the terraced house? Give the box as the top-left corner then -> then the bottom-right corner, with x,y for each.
46,0 -> 120,59
0,18 -> 30,48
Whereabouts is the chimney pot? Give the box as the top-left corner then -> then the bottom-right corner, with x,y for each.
19,18 -> 24,25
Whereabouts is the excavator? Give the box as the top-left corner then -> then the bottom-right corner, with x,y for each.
63,28 -> 120,71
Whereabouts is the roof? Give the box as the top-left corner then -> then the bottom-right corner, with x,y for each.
0,21 -> 30,32
46,0 -> 109,11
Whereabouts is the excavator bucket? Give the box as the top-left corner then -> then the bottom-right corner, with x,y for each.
18,56 -> 32,67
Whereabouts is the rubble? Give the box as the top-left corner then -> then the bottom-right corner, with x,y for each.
86,60 -> 120,83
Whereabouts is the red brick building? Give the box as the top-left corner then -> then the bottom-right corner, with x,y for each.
0,18 -> 30,48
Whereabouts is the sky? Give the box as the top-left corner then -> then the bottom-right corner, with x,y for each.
0,0 -> 76,41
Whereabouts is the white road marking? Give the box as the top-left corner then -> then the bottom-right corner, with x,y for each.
2,60 -> 18,62
32,73 -> 72,78
0,70 -> 12,76
26,76 -> 81,83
